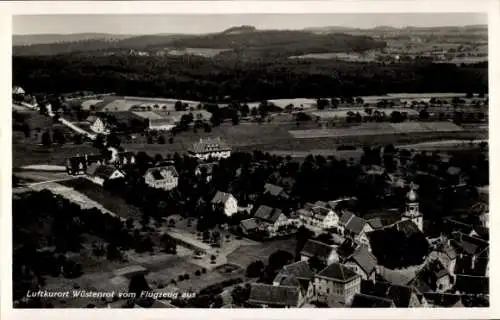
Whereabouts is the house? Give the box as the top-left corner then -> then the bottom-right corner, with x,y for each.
86,164 -> 125,186
312,263 -> 361,306
409,259 -> 452,294
344,246 -> 378,281
350,293 -> 395,308
300,239 -> 339,266
263,183 -> 289,199
87,116 -> 110,135
367,218 -> 384,230
66,154 -> 106,175
343,215 -> 373,247
211,191 -> 238,217
13,86 -> 26,95
428,238 -> 457,278
247,283 -> 305,308
188,137 -> 231,160
240,218 -> 259,235
194,163 -> 216,182
253,205 -> 288,235
273,261 -> 315,299
298,202 -> 339,232
144,166 -> 179,191
361,280 -> 422,308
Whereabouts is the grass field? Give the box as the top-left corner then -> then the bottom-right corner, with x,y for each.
227,238 -> 297,268
59,178 -> 144,219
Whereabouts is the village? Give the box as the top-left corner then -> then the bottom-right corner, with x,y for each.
13,83 -> 489,308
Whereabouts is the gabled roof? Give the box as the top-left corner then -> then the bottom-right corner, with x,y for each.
314,201 -> 327,208
361,280 -> 415,308
248,283 -> 300,307
279,260 -> 314,280
254,205 -> 284,223
347,246 -> 377,276
300,239 -> 335,261
189,137 -> 231,154
454,275 -> 489,295
145,166 -> 179,180
394,220 -> 421,238
90,165 -> 119,179
86,162 -> 100,176
351,293 -> 394,308
263,183 -> 286,197
345,215 -> 368,235
367,218 -> 383,230
316,263 -> 359,282
339,211 -> 355,225
423,292 -> 464,308
211,191 -> 234,204
240,218 -> 259,231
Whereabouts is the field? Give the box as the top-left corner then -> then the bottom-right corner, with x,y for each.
59,178 -> 144,219
97,96 -> 201,112
13,132 -> 98,167
227,238 -> 297,268
289,122 -> 464,139
165,47 -> 230,58
312,108 -> 420,120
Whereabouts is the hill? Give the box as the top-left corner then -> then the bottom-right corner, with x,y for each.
13,28 -> 386,57
12,33 -> 135,46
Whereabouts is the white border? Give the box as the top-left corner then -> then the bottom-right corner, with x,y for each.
1,1 -> 498,320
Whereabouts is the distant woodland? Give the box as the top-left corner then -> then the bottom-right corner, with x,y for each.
13,54 -> 487,101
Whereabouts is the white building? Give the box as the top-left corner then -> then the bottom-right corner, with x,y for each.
144,166 -> 179,191
297,201 -> 339,232
86,164 -> 125,186
211,191 -> 238,217
88,117 -> 110,135
188,137 -> 231,160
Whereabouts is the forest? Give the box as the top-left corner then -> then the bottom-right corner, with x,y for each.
13,53 -> 488,102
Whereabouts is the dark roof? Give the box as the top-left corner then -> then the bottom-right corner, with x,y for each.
452,239 -> 479,256
339,211 -> 355,225
240,218 -> 258,231
345,215 -> 368,235
454,255 -> 488,277
300,240 -> 335,261
350,294 -> 394,308
454,275 -> 489,295
394,220 -> 421,238
471,226 -> 489,241
361,280 -> 414,308
92,165 -> 119,179
248,283 -> 300,307
254,205 -> 283,223
85,162 -> 100,176
423,293 -> 464,307
367,218 -> 383,230
280,261 -> 314,280
263,183 -> 286,197
317,263 -> 359,282
211,191 -> 234,204
189,137 -> 231,154
347,246 -> 377,275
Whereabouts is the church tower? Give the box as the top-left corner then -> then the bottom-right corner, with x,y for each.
401,185 -> 423,232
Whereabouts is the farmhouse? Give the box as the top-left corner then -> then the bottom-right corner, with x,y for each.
240,218 -> 260,235
253,205 -> 288,235
342,214 -> 373,248
248,283 -> 305,308
298,201 -> 339,232
66,154 -> 106,175
409,259 -> 452,294
13,86 -> 26,95
300,239 -> 339,266
86,164 -> 125,186
273,261 -> 315,299
131,111 -> 176,131
87,116 -> 110,135
312,263 -> 361,306
143,166 -> 179,190
343,246 -> 378,281
263,183 -> 289,199
360,281 -> 423,308
211,191 -> 238,217
188,137 -> 231,160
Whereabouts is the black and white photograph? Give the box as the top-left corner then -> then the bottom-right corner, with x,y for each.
6,1 -> 495,315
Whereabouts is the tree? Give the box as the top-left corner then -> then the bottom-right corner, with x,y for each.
308,256 -> 326,272
419,109 -> 430,120
390,111 -> 404,123
73,134 -> 83,145
41,130 -> 52,147
231,113 -> 240,125
128,274 -> 150,297
106,244 -> 122,261
158,135 -> 166,144
168,137 -> 174,144
316,99 -> 328,110
161,233 -> 177,254
250,108 -> 258,117
231,284 -> 251,306
246,260 -> 265,278
147,135 -> 154,144
268,250 -> 294,272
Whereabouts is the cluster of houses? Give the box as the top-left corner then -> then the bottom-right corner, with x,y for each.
241,185 -> 489,308
65,138 -> 231,190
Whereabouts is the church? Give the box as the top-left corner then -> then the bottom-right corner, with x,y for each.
399,187 -> 424,232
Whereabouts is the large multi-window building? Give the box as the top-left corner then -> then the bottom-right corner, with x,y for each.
188,137 -> 231,160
